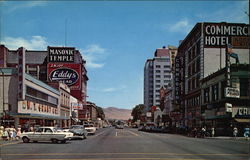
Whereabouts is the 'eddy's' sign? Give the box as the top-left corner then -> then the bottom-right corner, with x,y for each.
204,23 -> 249,48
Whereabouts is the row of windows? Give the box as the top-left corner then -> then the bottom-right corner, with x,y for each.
156,70 -> 171,73
155,75 -> 171,78
156,65 -> 171,68
156,80 -> 171,83
26,86 -> 58,105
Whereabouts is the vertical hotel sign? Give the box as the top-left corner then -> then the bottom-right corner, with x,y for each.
174,56 -> 180,104
17,47 -> 26,100
204,23 -> 250,48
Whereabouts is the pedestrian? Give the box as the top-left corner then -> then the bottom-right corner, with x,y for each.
211,127 -> 215,137
3,128 -> 9,141
233,126 -> 238,137
201,126 -> 206,138
0,126 -> 4,140
16,127 -> 22,140
243,126 -> 249,139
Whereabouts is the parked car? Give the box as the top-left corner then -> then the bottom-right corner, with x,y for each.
21,126 -> 73,143
83,124 -> 96,135
64,125 -> 88,140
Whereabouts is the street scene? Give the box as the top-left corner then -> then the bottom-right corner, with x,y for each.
1,127 -> 249,160
0,1 -> 250,160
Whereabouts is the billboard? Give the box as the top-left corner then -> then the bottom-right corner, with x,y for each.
204,23 -> 250,48
47,63 -> 81,90
48,47 -> 75,62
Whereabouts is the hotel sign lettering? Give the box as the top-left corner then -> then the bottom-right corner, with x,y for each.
204,23 -> 249,48
48,47 -> 75,62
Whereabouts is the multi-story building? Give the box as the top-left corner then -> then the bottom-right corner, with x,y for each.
201,64 -> 250,136
174,22 -> 249,128
0,67 -> 61,129
0,45 -> 89,127
144,46 -> 173,111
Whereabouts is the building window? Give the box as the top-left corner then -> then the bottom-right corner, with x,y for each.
164,65 -> 170,68
156,85 -> 161,88
164,70 -> 170,73
212,84 -> 219,101
156,70 -> 161,73
164,75 -> 171,78
156,75 -> 161,78
240,78 -> 249,96
156,80 -> 161,83
156,65 -> 161,68
204,88 -> 210,103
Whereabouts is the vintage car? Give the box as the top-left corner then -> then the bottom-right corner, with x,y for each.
21,126 -> 73,143
63,125 -> 88,140
83,124 -> 96,135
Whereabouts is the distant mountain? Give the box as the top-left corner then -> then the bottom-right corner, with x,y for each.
103,107 -> 132,120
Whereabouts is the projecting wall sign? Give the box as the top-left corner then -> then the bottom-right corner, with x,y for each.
49,68 -> 79,86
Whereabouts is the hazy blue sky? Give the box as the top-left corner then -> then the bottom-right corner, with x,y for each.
0,1 -> 248,109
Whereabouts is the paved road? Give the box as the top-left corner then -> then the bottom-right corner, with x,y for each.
1,127 -> 249,160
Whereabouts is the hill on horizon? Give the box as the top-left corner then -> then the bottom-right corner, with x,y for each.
103,107 -> 132,120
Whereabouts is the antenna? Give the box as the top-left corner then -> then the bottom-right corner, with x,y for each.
65,19 -> 67,47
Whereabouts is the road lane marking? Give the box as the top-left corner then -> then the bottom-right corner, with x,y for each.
127,130 -> 139,136
3,158 -> 248,160
0,141 -> 20,147
2,153 -> 248,156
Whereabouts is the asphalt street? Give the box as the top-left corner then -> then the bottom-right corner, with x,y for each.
0,127 -> 249,160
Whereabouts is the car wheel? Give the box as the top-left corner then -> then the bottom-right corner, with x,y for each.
61,140 -> 66,143
51,139 -> 58,143
22,137 -> 30,143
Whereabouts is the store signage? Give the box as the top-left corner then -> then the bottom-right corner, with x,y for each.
204,23 -> 249,48
225,87 -> 240,98
18,100 -> 59,116
225,103 -> 232,112
232,107 -> 250,117
17,47 -> 26,100
71,102 -> 83,110
47,63 -> 81,90
48,47 -> 75,62
49,68 -> 79,86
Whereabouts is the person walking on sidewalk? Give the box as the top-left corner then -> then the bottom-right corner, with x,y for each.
211,127 -> 215,137
244,126 -> 249,140
233,126 -> 238,138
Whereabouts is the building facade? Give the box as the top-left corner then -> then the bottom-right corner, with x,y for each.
0,45 -> 89,128
174,22 -> 249,128
144,46 -> 173,111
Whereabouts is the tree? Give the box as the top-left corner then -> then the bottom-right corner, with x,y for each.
96,107 -> 105,120
131,104 -> 145,122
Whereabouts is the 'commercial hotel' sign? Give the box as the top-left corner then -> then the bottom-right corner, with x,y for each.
204,23 -> 250,48
48,47 -> 75,62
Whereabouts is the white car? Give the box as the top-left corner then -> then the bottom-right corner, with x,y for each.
21,127 -> 73,143
83,124 -> 96,135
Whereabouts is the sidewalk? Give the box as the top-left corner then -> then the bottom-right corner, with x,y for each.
206,136 -> 249,141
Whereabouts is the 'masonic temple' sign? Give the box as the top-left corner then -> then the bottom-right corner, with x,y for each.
48,47 -> 75,62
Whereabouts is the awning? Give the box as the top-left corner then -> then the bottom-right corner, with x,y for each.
10,113 -> 68,120
235,118 -> 250,123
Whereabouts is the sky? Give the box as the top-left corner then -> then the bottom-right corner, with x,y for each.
0,0 -> 249,109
